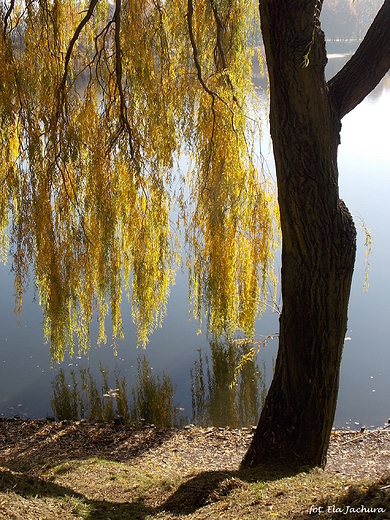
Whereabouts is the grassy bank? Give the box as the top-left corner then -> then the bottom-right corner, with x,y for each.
1,420 -> 390,519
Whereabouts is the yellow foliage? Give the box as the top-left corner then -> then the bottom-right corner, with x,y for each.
0,0 -> 278,361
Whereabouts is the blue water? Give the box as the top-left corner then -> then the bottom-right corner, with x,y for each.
0,66 -> 389,430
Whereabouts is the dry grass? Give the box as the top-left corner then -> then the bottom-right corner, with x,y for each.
1,420 -> 390,519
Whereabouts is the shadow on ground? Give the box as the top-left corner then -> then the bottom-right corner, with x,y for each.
2,463 -> 390,519
160,466 -> 299,514
0,467 -> 153,519
2,421 -> 390,519
0,459 -> 302,519
0,420 -> 174,472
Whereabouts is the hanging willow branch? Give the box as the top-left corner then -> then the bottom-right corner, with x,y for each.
2,0 -> 16,39
114,0 -> 135,159
187,0 -> 235,114
59,0 -> 100,102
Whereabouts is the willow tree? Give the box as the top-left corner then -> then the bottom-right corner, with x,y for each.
2,0 -> 389,470
0,1 -> 276,361
242,0 -> 390,469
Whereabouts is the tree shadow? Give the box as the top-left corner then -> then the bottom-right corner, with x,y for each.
0,421 -> 311,518
160,470 -> 390,518
160,465 -> 303,515
1,453 -> 305,518
0,467 -> 153,519
4,421 -> 390,519
1,421 -> 174,473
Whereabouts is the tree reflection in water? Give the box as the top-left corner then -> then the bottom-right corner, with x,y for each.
50,340 -> 267,428
190,339 -> 267,428
50,356 -> 184,428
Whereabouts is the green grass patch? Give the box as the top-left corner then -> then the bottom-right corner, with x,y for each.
1,459 -> 388,519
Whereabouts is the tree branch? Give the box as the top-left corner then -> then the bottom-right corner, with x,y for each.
210,0 -> 238,105
113,0 -> 135,159
60,0 -> 100,95
328,0 -> 390,119
187,0 -> 218,100
211,1 -> 228,70
3,0 -> 15,40
186,0 -> 237,133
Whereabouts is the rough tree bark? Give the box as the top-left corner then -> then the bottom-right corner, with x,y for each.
242,0 -> 390,469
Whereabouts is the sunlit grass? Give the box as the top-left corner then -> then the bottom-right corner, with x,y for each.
2,456 -> 386,519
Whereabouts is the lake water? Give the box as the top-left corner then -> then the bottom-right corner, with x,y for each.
0,49 -> 389,430
335,76 -> 390,429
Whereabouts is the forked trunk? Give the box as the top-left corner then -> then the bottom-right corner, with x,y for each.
242,0 -> 357,468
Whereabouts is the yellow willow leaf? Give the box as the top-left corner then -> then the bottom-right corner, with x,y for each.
0,0 -> 278,361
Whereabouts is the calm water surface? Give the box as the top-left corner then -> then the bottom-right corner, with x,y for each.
0,56 -> 389,429
336,78 -> 390,428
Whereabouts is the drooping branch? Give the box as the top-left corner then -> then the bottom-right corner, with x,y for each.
59,0 -> 100,95
113,0 -> 135,159
2,0 -> 15,39
187,0 -> 218,100
211,1 -> 228,70
328,0 -> 390,119
210,0 -> 239,106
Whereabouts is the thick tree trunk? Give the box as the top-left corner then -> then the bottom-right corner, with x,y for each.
328,0 -> 390,118
242,1 -> 358,468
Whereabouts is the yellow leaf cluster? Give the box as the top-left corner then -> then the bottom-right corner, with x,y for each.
0,0 -> 278,361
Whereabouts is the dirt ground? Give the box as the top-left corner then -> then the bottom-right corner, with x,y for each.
1,420 -> 390,519
1,420 -> 390,478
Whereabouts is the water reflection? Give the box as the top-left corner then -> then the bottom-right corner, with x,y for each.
1,43 -> 389,428
129,356 -> 184,428
190,340 -> 267,428
51,357 -> 185,428
50,340 -> 267,429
